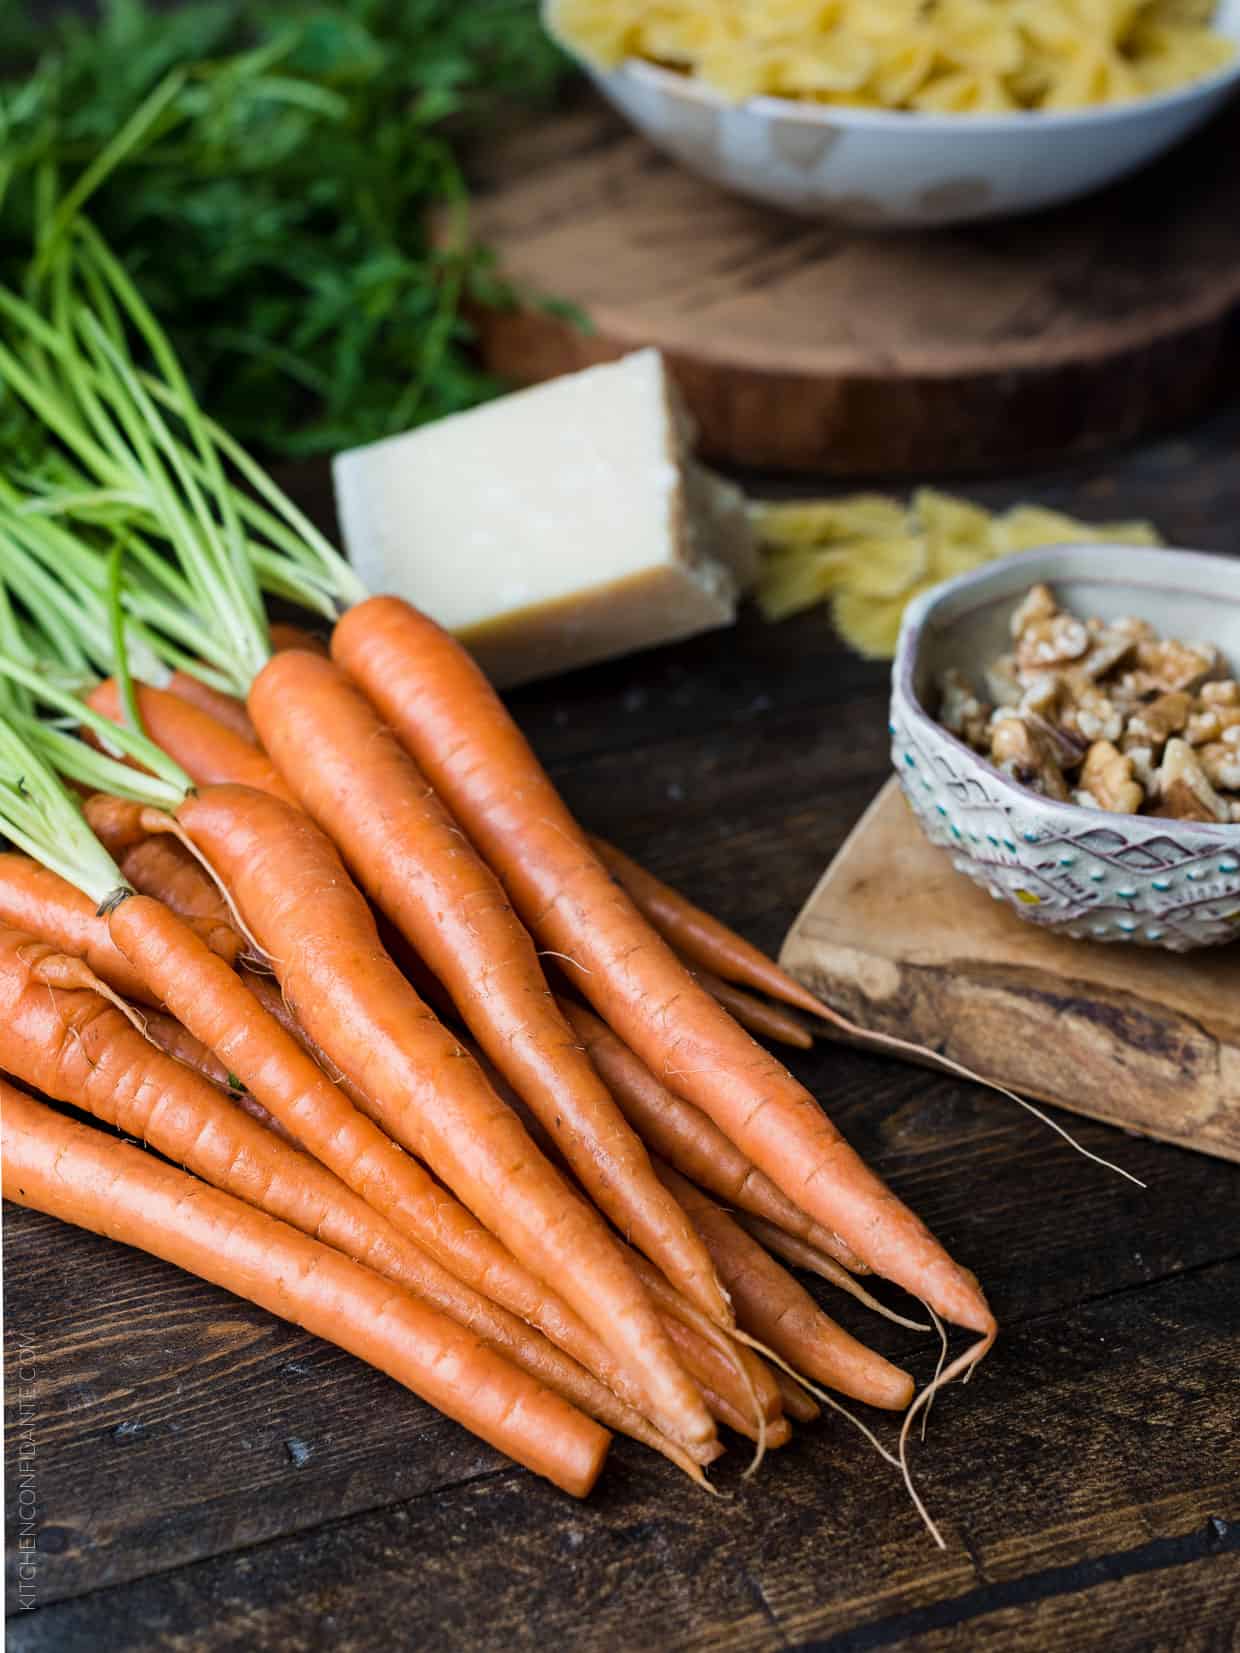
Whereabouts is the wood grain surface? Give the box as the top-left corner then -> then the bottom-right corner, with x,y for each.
782,778 -> 1240,1162
7,404 -> 1240,1651
464,96 -> 1240,476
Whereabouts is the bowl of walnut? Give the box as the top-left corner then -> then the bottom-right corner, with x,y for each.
890,544 -> 1240,950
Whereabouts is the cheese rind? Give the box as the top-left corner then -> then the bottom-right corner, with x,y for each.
332,349 -> 756,686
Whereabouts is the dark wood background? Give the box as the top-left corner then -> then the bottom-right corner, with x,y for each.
5,393 -> 1240,1648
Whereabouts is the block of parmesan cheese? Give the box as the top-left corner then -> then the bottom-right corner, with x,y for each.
332,349 -> 757,687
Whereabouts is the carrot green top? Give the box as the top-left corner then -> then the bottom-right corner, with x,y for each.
0,215 -> 366,700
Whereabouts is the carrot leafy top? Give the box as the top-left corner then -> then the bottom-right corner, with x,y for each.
0,695 -> 140,909
0,215 -> 367,700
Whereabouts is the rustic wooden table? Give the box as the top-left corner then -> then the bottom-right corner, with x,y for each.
6,407 -> 1240,1651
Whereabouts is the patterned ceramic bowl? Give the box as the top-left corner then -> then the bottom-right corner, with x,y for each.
890,545 -> 1240,950
574,6 -> 1240,228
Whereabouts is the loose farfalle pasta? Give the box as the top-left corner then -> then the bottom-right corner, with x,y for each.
751,489 -> 1160,658
548,0 -> 1234,112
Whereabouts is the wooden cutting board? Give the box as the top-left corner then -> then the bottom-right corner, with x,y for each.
466,96 -> 1240,475
780,778 -> 1240,1161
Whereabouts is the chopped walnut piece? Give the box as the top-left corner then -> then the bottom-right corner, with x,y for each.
1126,745 -> 1156,790
1197,741 -> 1240,793
1133,638 -> 1220,695
984,653 -> 1023,708
1009,583 -> 1057,640
939,669 -> 991,749
1124,690 -> 1192,752
1113,668 -> 1162,703
1154,738 -> 1231,822
1201,680 -> 1239,707
1111,616 -> 1156,643
1187,708 -> 1222,746
1018,672 -> 1060,720
990,713 -> 1070,800
1074,626 -> 1139,683
1077,741 -> 1143,814
1016,614 -> 1090,675
1017,671 -> 1087,765
1060,682 -> 1123,745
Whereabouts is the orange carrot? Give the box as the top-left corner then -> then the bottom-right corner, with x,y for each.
558,999 -> 868,1275
87,680 -> 295,805
158,783 -> 715,1452
590,836 -> 832,1019
0,853 -> 151,1003
115,836 -> 241,965
659,1314 -> 781,1431
701,1390 -> 792,1449
140,1006 -> 233,1086
164,671 -> 258,745
0,1082 -> 608,1496
270,621 -> 329,657
683,961 -> 813,1050
0,852 -> 237,999
138,1008 -> 304,1146
655,1162 -> 914,1411
732,1214 -> 933,1335
459,1028 -> 786,1447
78,793 -> 151,855
775,1371 -> 820,1425
334,599 -> 993,1340
244,649 -> 729,1328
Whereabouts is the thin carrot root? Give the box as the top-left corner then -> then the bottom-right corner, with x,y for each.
898,1329 -> 997,1550
729,1328 -> 900,1470
921,1305 -> 948,1443
734,1213 -> 932,1333
800,992 -> 1145,1188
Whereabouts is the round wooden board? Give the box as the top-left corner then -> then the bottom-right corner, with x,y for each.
466,96 -> 1240,477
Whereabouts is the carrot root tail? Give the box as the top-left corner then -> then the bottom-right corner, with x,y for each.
898,1327 -> 997,1550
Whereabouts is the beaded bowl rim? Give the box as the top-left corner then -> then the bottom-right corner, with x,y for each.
893,542 -> 1240,844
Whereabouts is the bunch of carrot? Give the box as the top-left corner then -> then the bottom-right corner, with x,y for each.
0,214 -> 997,1535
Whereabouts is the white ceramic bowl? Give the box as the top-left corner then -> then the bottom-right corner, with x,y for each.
890,545 -> 1240,950
577,3 -> 1240,227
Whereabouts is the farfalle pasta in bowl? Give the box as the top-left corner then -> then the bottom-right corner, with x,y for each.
889,545 -> 1240,950
545,0 -> 1240,224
